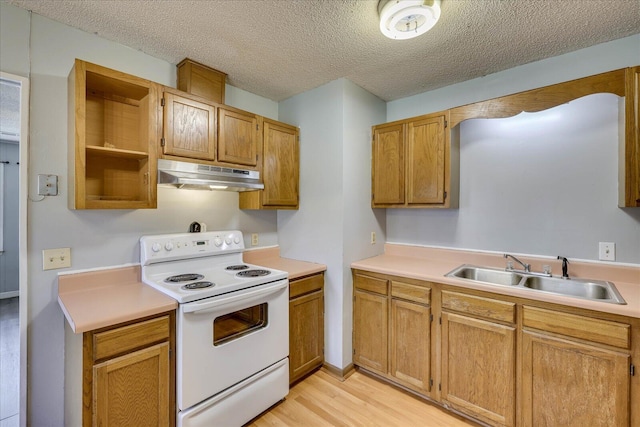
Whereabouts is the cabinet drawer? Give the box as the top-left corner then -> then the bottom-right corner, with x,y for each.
391,281 -> 430,305
522,306 -> 630,349
290,274 -> 324,299
93,315 -> 171,361
442,290 -> 515,324
354,274 -> 388,295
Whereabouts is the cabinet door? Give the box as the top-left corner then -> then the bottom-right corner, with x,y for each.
623,66 -> 640,207
353,289 -> 388,374
289,289 -> 324,383
93,342 -> 170,427
521,330 -> 629,427
441,312 -> 516,427
406,115 -> 445,205
162,92 -> 216,161
218,107 -> 258,166
390,299 -> 430,393
263,119 -> 299,207
372,123 -> 405,206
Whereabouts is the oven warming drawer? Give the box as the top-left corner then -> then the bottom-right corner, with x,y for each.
177,358 -> 289,427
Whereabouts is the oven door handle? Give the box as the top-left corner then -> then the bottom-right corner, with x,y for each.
182,280 -> 288,314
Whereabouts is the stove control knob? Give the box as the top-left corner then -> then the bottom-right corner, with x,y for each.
151,243 -> 162,253
214,237 -> 223,247
225,236 -> 232,245
164,242 -> 174,252
233,235 -> 241,244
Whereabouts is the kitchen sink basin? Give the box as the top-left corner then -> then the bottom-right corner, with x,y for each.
445,264 -> 626,304
522,276 -> 626,304
447,265 -> 523,286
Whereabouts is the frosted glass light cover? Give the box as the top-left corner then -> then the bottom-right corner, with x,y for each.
379,0 -> 441,40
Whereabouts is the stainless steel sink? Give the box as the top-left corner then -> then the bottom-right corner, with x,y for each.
447,265 -> 523,286
522,276 -> 626,304
445,264 -> 626,304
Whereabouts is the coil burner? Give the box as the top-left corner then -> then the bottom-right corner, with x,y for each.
225,265 -> 250,271
165,273 -> 204,283
182,281 -> 215,290
236,269 -> 271,278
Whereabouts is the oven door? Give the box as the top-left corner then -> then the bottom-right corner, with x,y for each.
177,279 -> 289,411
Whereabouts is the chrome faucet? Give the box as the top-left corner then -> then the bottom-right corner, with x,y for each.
504,254 -> 530,273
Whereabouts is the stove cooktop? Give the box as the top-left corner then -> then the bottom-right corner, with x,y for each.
142,262 -> 287,303
140,231 -> 288,303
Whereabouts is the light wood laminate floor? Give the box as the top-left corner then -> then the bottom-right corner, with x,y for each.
246,369 -> 477,427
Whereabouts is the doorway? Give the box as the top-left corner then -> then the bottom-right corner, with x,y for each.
0,72 -> 29,427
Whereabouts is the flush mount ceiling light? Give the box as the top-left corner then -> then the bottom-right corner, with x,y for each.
378,0 -> 441,40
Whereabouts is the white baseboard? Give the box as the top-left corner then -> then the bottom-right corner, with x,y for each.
0,290 -> 19,299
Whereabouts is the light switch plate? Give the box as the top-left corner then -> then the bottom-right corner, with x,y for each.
43,247 -> 71,270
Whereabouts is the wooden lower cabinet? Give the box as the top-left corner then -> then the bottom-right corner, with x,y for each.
353,288 -> 388,374
441,312 -> 516,426
351,269 -> 636,427
390,298 -> 430,393
353,271 -> 432,393
521,330 -> 629,427
289,273 -> 324,384
83,312 -> 175,427
93,343 -> 170,426
520,305 -> 632,427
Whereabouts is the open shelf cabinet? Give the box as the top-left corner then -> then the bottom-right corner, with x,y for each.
68,59 -> 159,209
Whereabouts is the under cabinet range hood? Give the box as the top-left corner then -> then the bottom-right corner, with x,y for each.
158,159 -> 264,192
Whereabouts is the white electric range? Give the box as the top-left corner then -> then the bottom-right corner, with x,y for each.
140,230 -> 289,427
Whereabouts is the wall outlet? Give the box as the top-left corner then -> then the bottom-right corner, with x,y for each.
371,231 -> 376,244
598,242 -> 615,261
43,247 -> 71,270
251,233 -> 259,246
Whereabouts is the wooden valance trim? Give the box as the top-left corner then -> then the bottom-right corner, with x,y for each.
449,69 -> 627,128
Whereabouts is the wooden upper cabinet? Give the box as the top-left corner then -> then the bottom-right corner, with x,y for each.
407,115 -> 445,204
262,119 -> 299,207
623,66 -> 640,207
218,107 -> 259,166
162,90 -> 216,161
68,59 -> 158,209
239,118 -> 300,210
372,112 -> 455,208
372,122 -> 405,205
177,58 -> 227,105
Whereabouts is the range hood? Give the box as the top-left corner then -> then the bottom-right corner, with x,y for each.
158,159 -> 264,192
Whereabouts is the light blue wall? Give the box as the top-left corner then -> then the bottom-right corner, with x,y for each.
386,35 -> 640,264
278,79 -> 385,368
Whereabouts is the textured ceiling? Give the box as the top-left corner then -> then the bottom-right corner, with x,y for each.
6,0 -> 640,101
